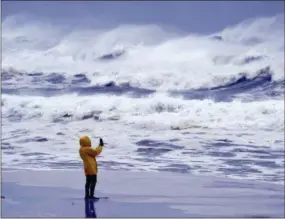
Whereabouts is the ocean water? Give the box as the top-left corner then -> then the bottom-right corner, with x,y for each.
1,14 -> 284,184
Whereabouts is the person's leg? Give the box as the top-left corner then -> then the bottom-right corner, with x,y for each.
90,175 -> 97,197
85,175 -> 92,198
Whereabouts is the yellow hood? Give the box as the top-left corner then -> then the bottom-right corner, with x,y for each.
80,136 -> 91,147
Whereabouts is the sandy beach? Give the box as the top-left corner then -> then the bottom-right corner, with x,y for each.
1,169 -> 284,218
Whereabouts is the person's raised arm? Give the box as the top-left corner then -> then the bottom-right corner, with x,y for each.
86,138 -> 104,157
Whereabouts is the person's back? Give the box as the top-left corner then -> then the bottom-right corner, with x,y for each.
79,136 -> 104,199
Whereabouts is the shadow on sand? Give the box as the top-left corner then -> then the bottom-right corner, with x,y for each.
85,199 -> 99,218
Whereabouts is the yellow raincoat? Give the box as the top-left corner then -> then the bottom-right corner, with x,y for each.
79,136 -> 103,175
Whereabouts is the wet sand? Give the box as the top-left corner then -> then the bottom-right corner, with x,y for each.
1,169 -> 284,217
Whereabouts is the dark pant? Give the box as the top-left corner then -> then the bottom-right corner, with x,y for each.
85,175 -> 97,198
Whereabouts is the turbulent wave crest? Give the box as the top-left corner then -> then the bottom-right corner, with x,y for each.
2,14 -> 284,90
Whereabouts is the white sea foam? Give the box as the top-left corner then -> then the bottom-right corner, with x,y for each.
2,14 -> 284,90
1,13 -> 284,184
2,93 -> 284,132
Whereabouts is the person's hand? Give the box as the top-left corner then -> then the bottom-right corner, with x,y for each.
99,138 -> 104,146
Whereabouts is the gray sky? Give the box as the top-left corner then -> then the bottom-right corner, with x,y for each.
2,1 -> 284,34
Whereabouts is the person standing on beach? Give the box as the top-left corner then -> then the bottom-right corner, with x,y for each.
79,136 -> 104,199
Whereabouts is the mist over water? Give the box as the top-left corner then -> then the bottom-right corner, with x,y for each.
2,14 -> 284,184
